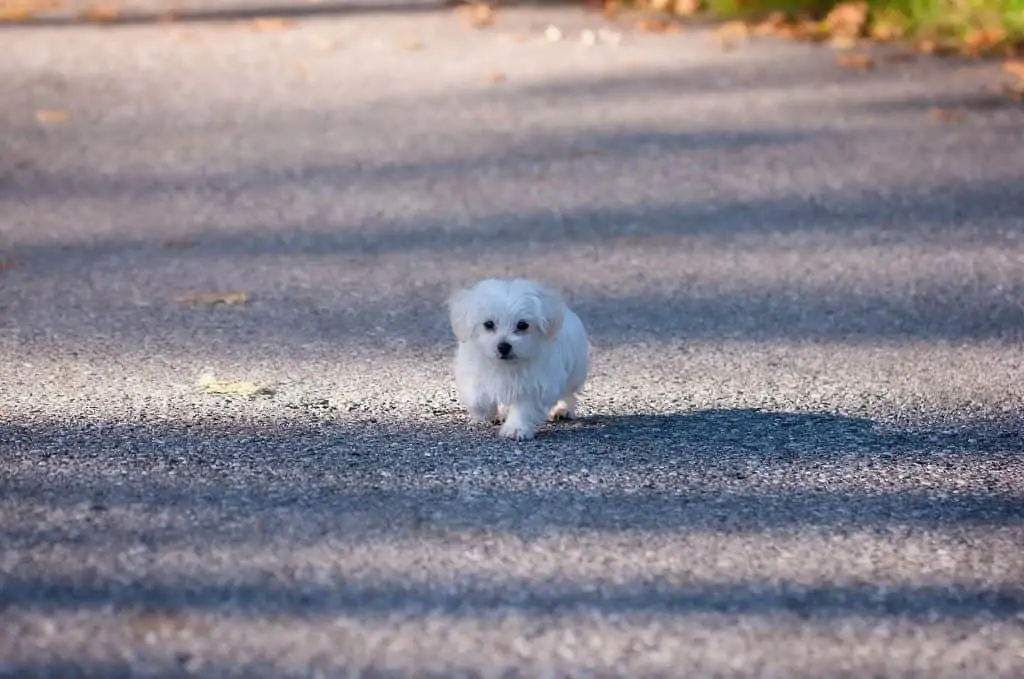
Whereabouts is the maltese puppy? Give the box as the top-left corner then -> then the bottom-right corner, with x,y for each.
447,278 -> 589,440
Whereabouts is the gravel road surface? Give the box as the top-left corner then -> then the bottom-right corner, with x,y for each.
2,4 -> 1024,677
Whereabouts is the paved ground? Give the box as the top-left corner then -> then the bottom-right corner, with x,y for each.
2,3 -> 1024,677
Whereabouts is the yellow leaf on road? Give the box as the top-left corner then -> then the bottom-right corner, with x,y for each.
248,16 -> 295,31
35,109 -> 70,124
198,375 -> 275,396
178,291 -> 249,306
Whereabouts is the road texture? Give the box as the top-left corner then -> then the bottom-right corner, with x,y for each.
2,3 -> 1024,677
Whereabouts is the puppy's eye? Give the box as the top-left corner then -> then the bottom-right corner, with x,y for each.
483,320 -> 496,331
516,321 -> 530,332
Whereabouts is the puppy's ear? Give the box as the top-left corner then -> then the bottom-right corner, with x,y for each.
447,288 -> 475,343
532,285 -> 566,340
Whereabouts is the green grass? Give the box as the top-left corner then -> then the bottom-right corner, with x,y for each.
701,0 -> 1024,48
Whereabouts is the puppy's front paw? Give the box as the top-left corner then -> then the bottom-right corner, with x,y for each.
499,420 -> 537,440
467,403 -> 499,426
548,401 -> 576,421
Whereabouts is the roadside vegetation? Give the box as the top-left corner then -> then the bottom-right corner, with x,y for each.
633,0 -> 1023,56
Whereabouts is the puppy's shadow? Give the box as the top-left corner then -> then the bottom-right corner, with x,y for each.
546,408 -> 989,459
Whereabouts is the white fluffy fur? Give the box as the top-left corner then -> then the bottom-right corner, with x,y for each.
447,278 -> 589,440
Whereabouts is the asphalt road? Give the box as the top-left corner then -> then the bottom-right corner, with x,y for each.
2,4 -> 1024,677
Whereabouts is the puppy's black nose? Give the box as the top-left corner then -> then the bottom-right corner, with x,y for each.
497,341 -> 512,357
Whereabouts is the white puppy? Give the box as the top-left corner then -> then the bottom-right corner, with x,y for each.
447,278 -> 589,440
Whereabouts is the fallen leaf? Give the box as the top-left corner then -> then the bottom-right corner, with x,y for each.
161,237 -> 197,249
496,31 -> 527,44
751,11 -> 786,36
35,108 -> 70,124
962,26 -> 1006,57
82,3 -> 120,22
0,5 -> 33,20
713,20 -> 747,50
930,107 -> 965,123
399,39 -> 425,51
248,16 -> 295,31
486,70 -> 506,83
0,0 -> 60,20
635,18 -> 681,35
602,0 -> 620,20
1003,59 -> 1024,80
178,291 -> 249,306
784,19 -> 830,42
310,37 -> 341,51
198,375 -> 275,396
456,2 -> 493,29
825,1 -> 867,39
1004,81 -> 1024,102
829,35 -> 858,49
0,256 -> 21,272
836,53 -> 874,70
868,9 -> 905,41
916,38 -> 956,56
673,0 -> 699,15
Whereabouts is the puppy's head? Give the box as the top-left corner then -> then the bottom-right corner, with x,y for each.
447,278 -> 565,362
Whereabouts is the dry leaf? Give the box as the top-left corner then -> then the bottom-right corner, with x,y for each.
0,0 -> 60,20
829,34 -> 858,49
400,39 -> 425,51
1004,81 -> 1024,102
248,16 -> 295,31
0,256 -> 21,272
602,0 -> 620,20
713,20 -> 747,50
786,19 -> 830,42
496,31 -> 527,44
635,18 -> 681,35
869,9 -> 905,41
310,37 -> 341,51
198,375 -> 275,396
456,2 -> 493,29
962,26 -> 1006,57
0,6 -> 32,20
486,70 -> 506,83
178,291 -> 249,306
1003,59 -> 1024,80
930,107 -> 965,123
35,108 -> 70,124
916,38 -> 956,56
673,0 -> 699,15
82,4 -> 120,22
825,1 -> 867,39
836,53 -> 874,70
752,11 -> 786,36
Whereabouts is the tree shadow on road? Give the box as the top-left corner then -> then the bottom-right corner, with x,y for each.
0,0 -> 580,28
2,407 -> 1020,541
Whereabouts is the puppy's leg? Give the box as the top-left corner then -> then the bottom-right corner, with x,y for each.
500,401 -> 547,440
548,393 -> 577,421
466,396 -> 499,426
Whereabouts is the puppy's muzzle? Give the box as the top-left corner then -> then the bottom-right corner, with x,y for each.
497,341 -> 514,359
